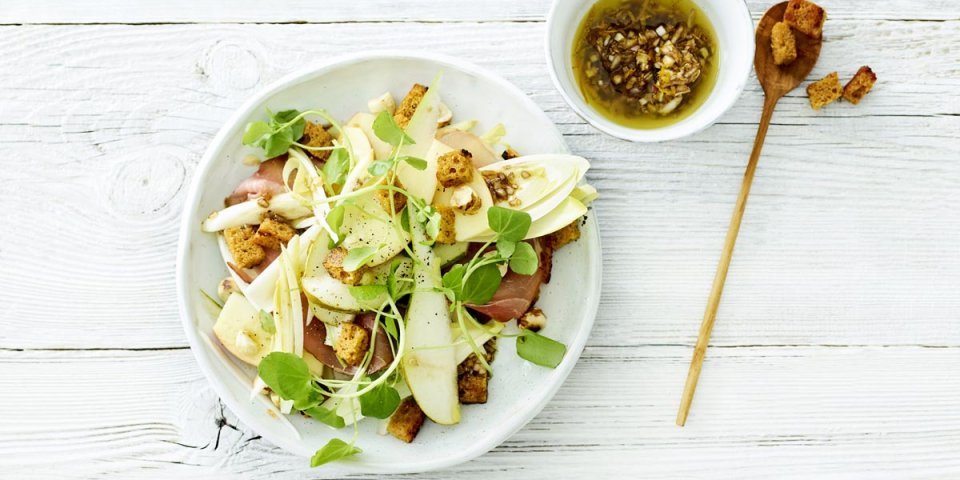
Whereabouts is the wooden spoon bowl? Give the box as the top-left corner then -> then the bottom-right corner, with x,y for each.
755,1 -> 823,99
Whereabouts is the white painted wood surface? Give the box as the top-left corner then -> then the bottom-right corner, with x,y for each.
1,1 -> 958,478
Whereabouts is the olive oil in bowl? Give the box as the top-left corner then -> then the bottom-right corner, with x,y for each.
572,0 -> 719,129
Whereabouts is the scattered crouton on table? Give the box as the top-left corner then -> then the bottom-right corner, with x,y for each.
842,66 -> 877,104
806,72 -> 842,110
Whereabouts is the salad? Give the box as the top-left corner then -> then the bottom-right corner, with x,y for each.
200,74 -> 597,466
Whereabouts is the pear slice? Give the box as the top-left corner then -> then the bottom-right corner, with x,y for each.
402,217 -> 460,425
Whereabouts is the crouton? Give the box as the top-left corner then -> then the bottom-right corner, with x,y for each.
387,397 -> 426,443
519,308 -> 547,332
457,339 -> 497,404
224,225 -> 265,269
393,83 -> 428,129
545,220 -> 581,250
334,322 -> 370,367
253,215 -> 296,250
784,0 -> 825,38
842,66 -> 877,105
375,178 -> 407,214
300,122 -> 333,162
323,246 -> 365,285
458,370 -> 488,404
771,22 -> 798,66
436,149 -> 474,188
806,72 -> 842,110
501,147 -> 520,160
435,206 -> 457,244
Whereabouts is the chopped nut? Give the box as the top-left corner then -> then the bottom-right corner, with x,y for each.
217,277 -> 240,302
449,185 -> 481,215
519,308 -> 547,332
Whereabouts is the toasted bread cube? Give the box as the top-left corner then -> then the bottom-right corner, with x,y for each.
519,308 -> 547,332
436,149 -> 474,188
435,206 -> 457,244
323,246 -> 365,285
784,0 -> 826,38
546,220 -> 582,250
375,178 -> 407,214
253,215 -> 296,250
806,72 -> 842,110
300,122 -> 333,162
842,66 -> 877,105
334,322 -> 370,367
224,225 -> 265,269
387,397 -> 426,443
458,370 -> 488,404
771,22 -> 798,65
393,83 -> 428,129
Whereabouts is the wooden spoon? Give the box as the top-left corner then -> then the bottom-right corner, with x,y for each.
676,2 -> 823,426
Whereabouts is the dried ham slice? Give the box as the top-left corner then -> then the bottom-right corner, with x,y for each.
303,312 -> 393,375
466,240 -> 550,322
225,157 -> 287,206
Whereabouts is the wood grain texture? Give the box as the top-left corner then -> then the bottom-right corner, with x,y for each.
1,1 -> 959,477
3,347 -> 959,479
1,20 -> 957,349
1,0 -> 957,23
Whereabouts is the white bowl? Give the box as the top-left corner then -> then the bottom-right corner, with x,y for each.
176,52 -> 603,474
546,0 -> 754,142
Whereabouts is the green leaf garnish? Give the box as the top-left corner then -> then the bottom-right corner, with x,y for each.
348,284 -> 388,309
325,204 -> 346,244
487,206 -> 532,243
387,258 -> 412,299
342,246 -> 378,272
496,239 -> 516,258
461,263 -> 502,305
310,438 -> 361,467
358,381 -> 401,419
367,159 -> 393,177
257,352 -> 313,401
293,389 -> 323,411
303,406 -> 346,429
509,241 -> 539,275
372,110 -> 415,147
442,264 -> 466,300
242,109 -> 306,158
398,156 -> 427,170
323,148 -> 349,187
516,330 -> 566,368
259,310 -> 276,334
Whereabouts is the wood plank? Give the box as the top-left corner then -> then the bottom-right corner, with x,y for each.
0,20 -> 956,349
1,0 -> 957,24
1,347 -> 958,478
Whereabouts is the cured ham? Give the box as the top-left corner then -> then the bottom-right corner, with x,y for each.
302,312 -> 393,375
225,157 -> 287,206
467,240 -> 550,322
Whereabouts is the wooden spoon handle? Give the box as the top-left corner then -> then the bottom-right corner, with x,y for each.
676,94 -> 780,426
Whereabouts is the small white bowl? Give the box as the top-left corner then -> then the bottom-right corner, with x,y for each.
546,0 -> 754,142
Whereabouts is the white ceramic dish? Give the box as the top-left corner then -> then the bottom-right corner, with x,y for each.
176,52 -> 602,474
546,0 -> 754,142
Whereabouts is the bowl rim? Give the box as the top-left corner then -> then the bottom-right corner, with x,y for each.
544,0 -> 755,143
175,50 -> 604,473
